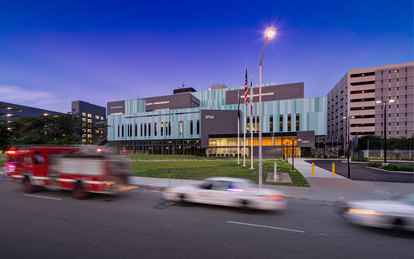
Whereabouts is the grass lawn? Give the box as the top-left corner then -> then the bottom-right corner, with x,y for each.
131,159 -> 308,187
128,154 -> 233,160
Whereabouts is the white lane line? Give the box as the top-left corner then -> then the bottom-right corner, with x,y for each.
318,233 -> 329,236
227,221 -> 305,233
24,194 -> 62,201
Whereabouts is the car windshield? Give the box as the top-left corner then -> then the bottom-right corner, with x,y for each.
229,180 -> 254,190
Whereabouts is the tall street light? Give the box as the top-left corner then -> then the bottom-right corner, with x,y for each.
258,28 -> 276,188
343,115 -> 354,179
376,99 -> 395,164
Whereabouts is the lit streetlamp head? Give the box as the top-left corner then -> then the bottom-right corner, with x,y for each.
265,28 -> 276,39
389,99 -> 395,103
376,100 -> 382,104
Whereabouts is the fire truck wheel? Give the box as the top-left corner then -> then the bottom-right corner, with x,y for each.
23,177 -> 35,193
73,182 -> 87,199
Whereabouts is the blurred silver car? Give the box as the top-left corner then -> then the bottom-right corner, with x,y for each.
162,177 -> 286,211
340,193 -> 414,232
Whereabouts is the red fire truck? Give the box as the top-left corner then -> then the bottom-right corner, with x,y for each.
6,146 -> 130,199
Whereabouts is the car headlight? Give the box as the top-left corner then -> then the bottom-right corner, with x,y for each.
348,208 -> 383,216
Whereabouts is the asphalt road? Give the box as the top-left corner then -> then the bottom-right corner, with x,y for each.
0,178 -> 413,259
306,160 -> 414,183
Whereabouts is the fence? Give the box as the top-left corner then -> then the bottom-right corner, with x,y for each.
358,149 -> 413,159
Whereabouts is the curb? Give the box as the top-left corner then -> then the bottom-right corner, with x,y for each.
365,166 -> 414,174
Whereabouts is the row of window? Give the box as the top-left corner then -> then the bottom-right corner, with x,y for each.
82,112 -> 104,121
245,114 -> 301,133
278,114 -> 300,132
117,120 -> 201,138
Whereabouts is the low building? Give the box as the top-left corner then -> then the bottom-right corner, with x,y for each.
0,101 -> 63,124
107,82 -> 327,157
71,101 -> 106,144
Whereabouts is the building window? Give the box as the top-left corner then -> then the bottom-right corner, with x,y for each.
296,114 -> 300,131
82,118 -> 86,122
135,124 -> 137,137
88,113 -> 92,118
197,120 -> 200,135
279,115 -> 283,132
101,116 -> 104,120
179,121 -> 183,136
287,114 -> 291,132
144,123 -> 147,136
255,116 -> 259,132
161,122 -> 164,136
247,117 -> 251,133
82,112 -> 86,117
154,122 -> 157,136
122,125 -> 124,137
95,115 -> 99,120
169,122 -> 172,136
87,119 -> 92,123
140,124 -> 143,137
269,116 -> 273,132
148,123 -> 151,136
190,120 -> 193,135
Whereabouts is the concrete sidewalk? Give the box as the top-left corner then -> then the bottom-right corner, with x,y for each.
288,157 -> 345,178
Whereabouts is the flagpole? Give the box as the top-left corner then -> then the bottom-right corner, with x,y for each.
237,116 -> 240,164
243,100 -> 246,166
237,89 -> 240,164
250,73 -> 254,169
243,64 -> 247,167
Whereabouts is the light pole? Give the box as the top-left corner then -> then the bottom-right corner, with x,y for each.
258,28 -> 276,188
343,116 -> 354,179
376,99 -> 395,164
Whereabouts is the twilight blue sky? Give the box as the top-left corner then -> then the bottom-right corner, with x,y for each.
0,0 -> 413,112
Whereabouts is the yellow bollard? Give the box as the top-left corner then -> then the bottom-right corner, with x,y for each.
312,163 -> 314,176
332,163 -> 335,177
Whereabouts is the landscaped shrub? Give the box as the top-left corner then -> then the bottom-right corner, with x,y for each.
381,163 -> 413,172
367,161 -> 381,168
351,156 -> 369,162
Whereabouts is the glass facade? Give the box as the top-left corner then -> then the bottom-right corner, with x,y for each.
107,87 -> 327,155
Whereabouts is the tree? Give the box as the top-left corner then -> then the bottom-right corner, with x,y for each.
4,113 -> 84,147
0,123 -> 13,151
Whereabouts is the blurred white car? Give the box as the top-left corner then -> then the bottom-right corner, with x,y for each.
340,193 -> 414,232
162,177 -> 286,211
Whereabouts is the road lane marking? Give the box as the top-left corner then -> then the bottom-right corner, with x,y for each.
226,221 -> 305,233
24,194 -> 62,201
318,233 -> 329,236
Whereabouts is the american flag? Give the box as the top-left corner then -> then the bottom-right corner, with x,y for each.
244,66 -> 248,106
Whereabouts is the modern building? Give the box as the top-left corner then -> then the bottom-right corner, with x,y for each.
71,101 -> 106,144
0,101 -> 63,124
107,83 -> 327,157
326,62 -> 414,152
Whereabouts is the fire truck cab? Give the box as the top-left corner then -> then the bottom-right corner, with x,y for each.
7,146 -> 130,199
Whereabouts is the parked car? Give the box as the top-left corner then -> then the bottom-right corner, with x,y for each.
339,193 -> 414,232
162,177 -> 286,211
